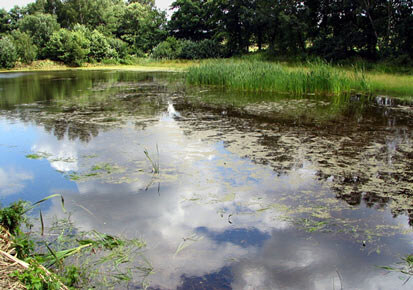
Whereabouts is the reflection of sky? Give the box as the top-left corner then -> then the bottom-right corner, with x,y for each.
35,106 -> 412,289
0,118 -> 77,206
1,80 -> 412,289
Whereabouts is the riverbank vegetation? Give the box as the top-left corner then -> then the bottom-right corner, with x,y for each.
0,0 -> 411,68
187,60 -> 370,96
187,59 -> 413,99
0,196 -> 151,289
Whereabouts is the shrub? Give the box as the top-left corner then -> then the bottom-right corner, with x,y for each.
46,29 -> 90,66
11,30 -> 37,64
107,37 -> 129,60
88,30 -> 116,62
151,37 -> 183,59
151,37 -> 223,60
179,39 -> 223,59
0,36 -> 18,68
18,13 -> 60,58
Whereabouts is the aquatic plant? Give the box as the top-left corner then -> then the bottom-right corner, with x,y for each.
186,60 -> 370,97
144,145 -> 160,174
380,255 -> 413,285
0,196 -> 151,289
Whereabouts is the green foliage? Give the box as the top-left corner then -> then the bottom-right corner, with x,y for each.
179,39 -> 224,59
11,30 -> 38,64
151,37 -> 223,60
151,36 -> 183,59
0,36 -> 18,68
13,233 -> 35,259
187,60 -> 370,96
11,259 -> 63,290
0,8 -> 11,34
18,13 -> 60,58
0,200 -> 28,234
88,29 -> 116,62
120,2 -> 167,53
60,265 -> 82,288
107,37 -> 129,60
168,0 -> 217,41
1,196 -> 149,288
46,28 -> 90,66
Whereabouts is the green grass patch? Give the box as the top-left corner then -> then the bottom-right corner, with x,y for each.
187,59 -> 370,97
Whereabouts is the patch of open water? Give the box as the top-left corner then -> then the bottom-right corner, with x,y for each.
0,70 -> 412,289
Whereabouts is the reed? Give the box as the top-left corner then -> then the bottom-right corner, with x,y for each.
187,60 -> 370,97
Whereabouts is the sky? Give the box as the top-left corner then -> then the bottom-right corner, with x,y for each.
0,0 -> 174,12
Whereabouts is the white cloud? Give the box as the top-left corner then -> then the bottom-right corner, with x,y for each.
0,167 -> 33,197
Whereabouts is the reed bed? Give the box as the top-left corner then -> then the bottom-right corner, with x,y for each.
187,60 -> 370,96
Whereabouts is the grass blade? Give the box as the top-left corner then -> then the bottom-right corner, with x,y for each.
40,210 -> 44,236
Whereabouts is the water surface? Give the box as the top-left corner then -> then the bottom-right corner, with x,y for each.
0,70 -> 412,289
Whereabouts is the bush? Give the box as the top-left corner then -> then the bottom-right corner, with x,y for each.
88,30 -> 116,62
179,39 -> 223,59
46,29 -> 90,66
18,13 -> 60,58
151,37 -> 223,60
151,37 -> 183,59
0,36 -> 18,68
11,30 -> 37,64
107,37 -> 129,60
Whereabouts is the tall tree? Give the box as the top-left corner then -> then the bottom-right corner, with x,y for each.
18,13 -> 60,58
168,0 -> 217,41
118,2 -> 167,53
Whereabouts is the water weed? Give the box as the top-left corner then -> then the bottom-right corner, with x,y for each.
144,145 -> 160,174
1,196 -> 151,289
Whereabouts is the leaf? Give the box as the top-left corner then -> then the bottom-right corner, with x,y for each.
39,210 -> 44,236
24,194 -> 66,214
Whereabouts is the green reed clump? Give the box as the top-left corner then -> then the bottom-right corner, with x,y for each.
187,60 -> 370,96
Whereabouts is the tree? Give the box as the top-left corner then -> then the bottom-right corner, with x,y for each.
0,9 -> 11,34
168,0 -> 217,41
11,30 -> 38,63
118,2 -> 167,53
18,13 -> 60,58
88,29 -> 116,61
58,0 -> 125,34
0,36 -> 18,68
46,28 -> 90,66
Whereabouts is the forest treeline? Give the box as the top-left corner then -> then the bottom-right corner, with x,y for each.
0,0 -> 412,68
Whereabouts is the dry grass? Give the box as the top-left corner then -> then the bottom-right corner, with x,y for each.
0,226 -> 25,290
0,225 -> 69,290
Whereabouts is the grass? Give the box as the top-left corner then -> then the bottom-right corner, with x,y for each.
0,59 -> 196,73
187,59 -> 413,100
368,73 -> 413,99
144,145 -> 160,174
187,59 -> 370,97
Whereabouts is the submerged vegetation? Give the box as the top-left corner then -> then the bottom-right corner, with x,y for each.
0,196 -> 151,289
380,255 -> 413,285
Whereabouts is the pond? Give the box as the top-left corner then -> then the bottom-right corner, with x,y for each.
0,70 -> 412,289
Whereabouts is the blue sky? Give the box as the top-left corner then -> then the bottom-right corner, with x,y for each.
0,0 -> 174,11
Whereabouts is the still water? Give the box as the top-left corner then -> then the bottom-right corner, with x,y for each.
0,70 -> 412,289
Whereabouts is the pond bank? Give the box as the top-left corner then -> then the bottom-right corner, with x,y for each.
1,59 -> 412,101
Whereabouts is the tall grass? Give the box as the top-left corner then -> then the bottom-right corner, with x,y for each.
187,60 -> 370,96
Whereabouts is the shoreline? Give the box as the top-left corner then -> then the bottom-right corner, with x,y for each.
1,60 -> 411,101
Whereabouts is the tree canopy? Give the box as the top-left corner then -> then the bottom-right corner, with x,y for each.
0,0 -> 411,67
